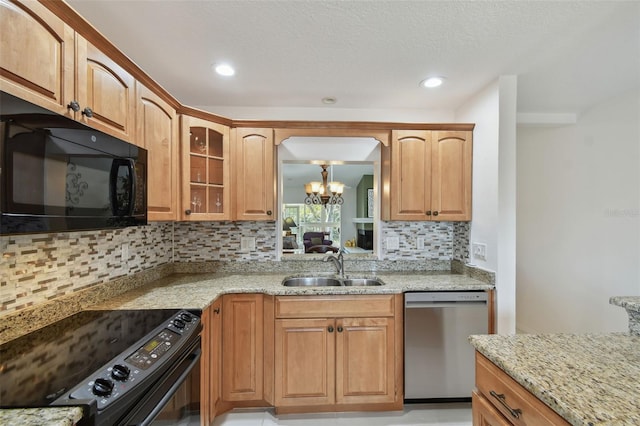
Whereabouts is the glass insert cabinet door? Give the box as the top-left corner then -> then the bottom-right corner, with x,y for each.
180,115 -> 230,220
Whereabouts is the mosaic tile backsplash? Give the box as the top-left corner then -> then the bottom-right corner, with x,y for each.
1,220 -> 470,315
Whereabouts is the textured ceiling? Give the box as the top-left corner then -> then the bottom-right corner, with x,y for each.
67,0 -> 639,119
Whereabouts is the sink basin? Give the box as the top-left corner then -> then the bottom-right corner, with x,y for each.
282,277 -> 342,287
341,278 -> 384,286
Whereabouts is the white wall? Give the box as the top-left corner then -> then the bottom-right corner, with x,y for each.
516,90 -> 640,333
456,77 -> 519,334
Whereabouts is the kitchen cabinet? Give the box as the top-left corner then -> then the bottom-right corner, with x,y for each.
136,83 -> 179,221
387,130 -> 472,221
473,352 -> 569,426
0,0 -> 75,116
222,294 -> 264,402
273,295 -> 403,413
232,128 -> 275,221
201,299 -> 222,424
0,0 -> 136,143
180,115 -> 231,220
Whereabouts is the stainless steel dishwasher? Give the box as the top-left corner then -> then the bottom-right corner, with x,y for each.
404,291 -> 488,401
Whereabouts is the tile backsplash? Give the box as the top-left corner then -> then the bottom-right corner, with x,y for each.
1,220 -> 470,315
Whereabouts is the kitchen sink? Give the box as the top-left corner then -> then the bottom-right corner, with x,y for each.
282,276 -> 384,287
282,277 -> 343,287
341,278 -> 384,286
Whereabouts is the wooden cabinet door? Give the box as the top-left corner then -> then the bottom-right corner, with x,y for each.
390,130 -> 432,220
431,131 -> 472,221
472,390 -> 512,426
0,0 -> 75,116
222,294 -> 264,402
335,317 -> 396,404
201,299 -> 222,425
180,115 -> 231,220
136,83 -> 179,221
274,318 -> 335,407
76,38 -> 136,142
233,128 -> 275,221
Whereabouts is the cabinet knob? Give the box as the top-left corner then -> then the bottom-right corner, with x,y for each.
328,326 -> 334,333
433,211 -> 439,216
185,209 -> 192,215
67,100 -> 80,112
426,211 -> 432,216
82,107 -> 94,118
337,326 -> 343,333
266,210 -> 272,216
214,308 -> 220,314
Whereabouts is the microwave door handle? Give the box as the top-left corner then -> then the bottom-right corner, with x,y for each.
126,158 -> 136,216
110,159 -> 136,216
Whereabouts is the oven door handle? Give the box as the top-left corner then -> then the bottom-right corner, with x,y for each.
138,347 -> 201,426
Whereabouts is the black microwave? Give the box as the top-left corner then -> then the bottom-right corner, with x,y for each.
1,92 -> 147,235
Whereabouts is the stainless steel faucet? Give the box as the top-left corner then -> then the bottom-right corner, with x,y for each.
323,249 -> 345,277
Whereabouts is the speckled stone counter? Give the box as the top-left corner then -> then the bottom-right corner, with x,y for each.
469,333 -> 640,426
610,296 -> 640,336
89,271 -> 494,311
0,407 -> 83,426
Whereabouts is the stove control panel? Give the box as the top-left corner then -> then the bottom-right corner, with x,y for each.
60,310 -> 200,411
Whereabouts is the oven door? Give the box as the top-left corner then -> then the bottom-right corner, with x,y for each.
119,337 -> 202,426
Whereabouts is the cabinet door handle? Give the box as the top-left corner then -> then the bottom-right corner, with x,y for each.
490,391 -> 522,419
82,107 -> 94,118
433,211 -> 439,217
67,100 -> 80,112
337,326 -> 343,333
185,209 -> 192,215
328,326 -> 334,333
426,211 -> 432,216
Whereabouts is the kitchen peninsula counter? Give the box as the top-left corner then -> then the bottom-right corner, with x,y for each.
91,271 -> 494,311
469,333 -> 640,425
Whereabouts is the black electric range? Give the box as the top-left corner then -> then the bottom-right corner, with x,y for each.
0,308 -> 201,425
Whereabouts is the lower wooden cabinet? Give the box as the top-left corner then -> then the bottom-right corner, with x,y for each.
473,352 -> 569,426
222,294 -> 264,402
274,295 -> 403,413
201,298 -> 222,425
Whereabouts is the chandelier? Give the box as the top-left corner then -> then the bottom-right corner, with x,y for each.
304,164 -> 344,207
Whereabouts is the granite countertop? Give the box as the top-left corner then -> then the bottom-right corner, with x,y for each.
0,407 -> 84,426
469,333 -> 640,426
90,271 -> 494,311
610,296 -> 640,336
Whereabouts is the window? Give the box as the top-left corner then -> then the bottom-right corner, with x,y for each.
282,203 -> 341,249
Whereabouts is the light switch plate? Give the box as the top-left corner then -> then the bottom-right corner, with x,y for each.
416,236 -> 425,250
386,236 -> 400,250
241,237 -> 256,252
472,242 -> 487,260
121,243 -> 129,263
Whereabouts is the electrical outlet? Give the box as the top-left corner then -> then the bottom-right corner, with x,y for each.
416,236 -> 425,250
472,242 -> 487,260
241,237 -> 256,252
121,243 -> 129,262
386,236 -> 400,250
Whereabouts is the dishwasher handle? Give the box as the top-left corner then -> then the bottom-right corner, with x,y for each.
405,300 -> 487,309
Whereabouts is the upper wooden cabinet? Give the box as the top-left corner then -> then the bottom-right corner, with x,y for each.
232,128 -> 275,221
76,38 -> 136,142
0,0 -> 75,115
180,115 -> 231,220
0,1 -> 136,142
136,83 -> 179,221
387,130 -> 472,221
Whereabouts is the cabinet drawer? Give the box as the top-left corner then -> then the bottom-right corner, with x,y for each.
275,295 -> 395,318
475,353 -> 569,426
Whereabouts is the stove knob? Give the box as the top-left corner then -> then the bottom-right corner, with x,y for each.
173,318 -> 185,329
92,378 -> 114,397
180,313 -> 193,322
111,364 -> 130,381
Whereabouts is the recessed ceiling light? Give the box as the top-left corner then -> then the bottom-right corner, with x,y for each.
420,77 -> 444,88
322,97 -> 337,105
214,64 -> 235,76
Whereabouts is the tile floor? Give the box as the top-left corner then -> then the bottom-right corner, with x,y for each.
212,403 -> 472,426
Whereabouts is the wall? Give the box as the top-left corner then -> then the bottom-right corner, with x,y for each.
0,223 -> 173,312
517,90 -> 640,333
